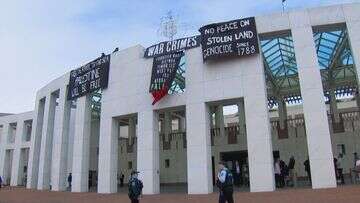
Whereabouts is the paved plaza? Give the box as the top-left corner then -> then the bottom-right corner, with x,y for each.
1,185 -> 360,203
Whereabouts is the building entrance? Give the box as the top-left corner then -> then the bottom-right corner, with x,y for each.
220,151 -> 248,187
217,150 -> 280,187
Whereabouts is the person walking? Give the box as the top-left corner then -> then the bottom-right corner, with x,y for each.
128,171 -> 143,203
67,173 -> 72,191
216,161 -> 234,203
0,175 -> 2,189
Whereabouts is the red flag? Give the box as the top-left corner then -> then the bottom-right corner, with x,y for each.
151,85 -> 169,105
149,51 -> 184,105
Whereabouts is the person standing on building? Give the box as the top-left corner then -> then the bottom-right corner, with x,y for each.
304,158 -> 311,184
216,161 -> 234,203
337,153 -> 345,184
67,173 -> 72,191
128,171 -> 143,203
288,156 -> 295,187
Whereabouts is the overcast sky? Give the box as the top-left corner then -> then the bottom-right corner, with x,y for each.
0,0 -> 358,113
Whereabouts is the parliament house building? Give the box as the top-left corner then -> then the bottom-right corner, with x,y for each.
1,2 -> 360,195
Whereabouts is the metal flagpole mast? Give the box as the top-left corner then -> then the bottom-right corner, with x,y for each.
282,0 -> 286,12
158,11 -> 178,41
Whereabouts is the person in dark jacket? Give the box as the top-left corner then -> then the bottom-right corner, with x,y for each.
337,153 -> 345,184
128,171 -> 143,203
354,152 -> 359,167
334,157 -> 338,181
279,160 -> 287,188
216,161 -> 234,203
67,173 -> 72,190
120,172 -> 125,187
288,156 -> 295,186
0,175 -> 2,189
304,159 -> 311,184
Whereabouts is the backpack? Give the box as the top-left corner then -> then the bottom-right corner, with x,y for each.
128,178 -> 143,199
128,179 -> 138,199
224,169 -> 234,188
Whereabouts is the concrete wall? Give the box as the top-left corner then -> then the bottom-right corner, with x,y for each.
0,111 -> 33,186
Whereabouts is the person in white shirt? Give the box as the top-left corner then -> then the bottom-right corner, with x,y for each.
274,158 -> 281,188
216,161 -> 234,203
355,159 -> 360,181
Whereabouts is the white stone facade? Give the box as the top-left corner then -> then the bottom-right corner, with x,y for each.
0,2 -> 360,195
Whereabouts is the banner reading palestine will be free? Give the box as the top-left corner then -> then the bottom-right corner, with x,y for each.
149,51 -> 184,105
67,55 -> 110,100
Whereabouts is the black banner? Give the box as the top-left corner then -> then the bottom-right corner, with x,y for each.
199,17 -> 259,61
67,55 -> 110,100
149,51 -> 184,104
144,35 -> 200,58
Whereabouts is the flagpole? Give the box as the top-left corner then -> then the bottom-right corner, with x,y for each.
282,0 -> 286,12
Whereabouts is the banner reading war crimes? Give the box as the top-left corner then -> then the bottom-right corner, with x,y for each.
67,55 -> 110,100
149,51 -> 184,105
144,35 -> 200,58
199,17 -> 259,61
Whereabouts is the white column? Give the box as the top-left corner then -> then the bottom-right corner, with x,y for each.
37,93 -> 57,190
344,4 -> 360,87
209,107 -> 214,129
27,98 -> 45,189
18,149 -> 26,186
243,81 -> 275,192
237,100 -> 246,135
178,117 -> 186,132
277,97 -> 287,129
0,124 -> 10,179
215,105 -> 225,136
72,95 -> 91,192
329,89 -> 340,123
10,121 -> 25,186
97,117 -> 118,193
241,50 -> 275,192
290,11 -> 336,188
186,103 -> 212,194
51,87 -> 71,191
137,110 -> 160,194
164,112 -> 171,142
129,117 -> 136,141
